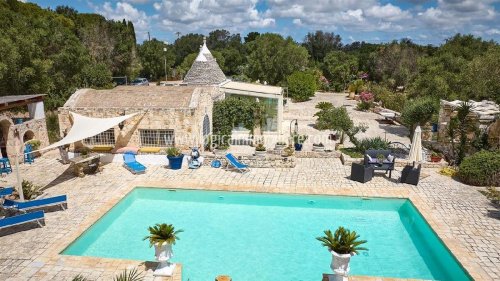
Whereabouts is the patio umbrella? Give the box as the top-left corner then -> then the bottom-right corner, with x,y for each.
408,126 -> 423,163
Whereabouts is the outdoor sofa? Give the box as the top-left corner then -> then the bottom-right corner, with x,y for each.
363,150 -> 396,178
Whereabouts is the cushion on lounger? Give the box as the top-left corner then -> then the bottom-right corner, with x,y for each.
139,147 -> 161,153
114,146 -> 140,154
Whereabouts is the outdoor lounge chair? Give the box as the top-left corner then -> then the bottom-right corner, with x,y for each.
225,153 -> 249,173
123,151 -> 146,174
3,195 -> 67,211
350,163 -> 374,183
0,210 -> 45,230
0,187 -> 14,197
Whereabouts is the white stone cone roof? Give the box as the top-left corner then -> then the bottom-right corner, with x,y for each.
184,37 -> 226,85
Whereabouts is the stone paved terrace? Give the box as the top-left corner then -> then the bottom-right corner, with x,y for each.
0,152 -> 499,281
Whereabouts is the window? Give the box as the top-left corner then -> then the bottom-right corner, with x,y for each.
83,128 -> 115,146
140,129 -> 175,147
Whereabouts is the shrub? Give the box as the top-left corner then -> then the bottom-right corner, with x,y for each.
371,84 -> 407,112
356,137 -> 390,153
356,101 -> 371,111
401,97 -> 438,138
26,139 -> 41,150
439,167 -> 457,177
21,180 -> 43,200
287,71 -> 317,102
458,150 -> 500,186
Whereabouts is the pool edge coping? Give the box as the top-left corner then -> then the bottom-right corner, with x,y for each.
47,180 -> 487,281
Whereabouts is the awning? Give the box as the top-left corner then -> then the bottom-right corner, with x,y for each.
37,112 -> 138,152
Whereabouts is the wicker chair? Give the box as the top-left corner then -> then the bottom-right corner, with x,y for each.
401,161 -> 421,185
350,162 -> 374,183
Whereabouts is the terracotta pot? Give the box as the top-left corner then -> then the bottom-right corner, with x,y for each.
430,156 -> 442,162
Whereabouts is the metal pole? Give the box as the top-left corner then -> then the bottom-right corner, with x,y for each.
14,148 -> 25,202
163,46 -> 168,82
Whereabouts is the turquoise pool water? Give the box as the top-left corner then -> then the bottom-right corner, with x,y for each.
63,188 -> 471,281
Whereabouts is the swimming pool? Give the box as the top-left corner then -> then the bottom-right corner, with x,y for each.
63,188 -> 471,281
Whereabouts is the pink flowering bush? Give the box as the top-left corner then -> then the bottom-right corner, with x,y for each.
359,91 -> 374,103
357,91 -> 374,111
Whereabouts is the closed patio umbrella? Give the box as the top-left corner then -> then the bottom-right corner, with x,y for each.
408,126 -> 423,162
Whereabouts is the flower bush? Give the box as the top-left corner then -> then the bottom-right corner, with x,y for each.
357,91 -> 374,111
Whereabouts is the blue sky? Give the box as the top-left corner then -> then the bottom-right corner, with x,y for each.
27,0 -> 500,45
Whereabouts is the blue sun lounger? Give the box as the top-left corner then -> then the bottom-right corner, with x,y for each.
123,151 -> 146,174
3,195 -> 67,211
0,210 -> 45,230
0,187 -> 14,197
225,153 -> 250,173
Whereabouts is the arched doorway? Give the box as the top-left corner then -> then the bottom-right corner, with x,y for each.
0,119 -> 11,158
23,130 -> 35,143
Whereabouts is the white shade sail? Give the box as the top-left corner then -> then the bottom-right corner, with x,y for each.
408,126 -> 423,163
36,112 -> 138,152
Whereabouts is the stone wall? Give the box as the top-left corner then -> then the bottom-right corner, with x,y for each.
203,153 -> 296,168
58,88 -> 216,151
0,115 -> 49,159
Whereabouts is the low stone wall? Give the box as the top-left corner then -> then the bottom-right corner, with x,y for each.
340,153 -> 448,168
204,153 -> 296,168
268,149 -> 341,158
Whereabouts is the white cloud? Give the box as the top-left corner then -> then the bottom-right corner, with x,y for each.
266,0 -> 414,33
122,0 -> 151,4
153,0 -> 275,33
98,2 -> 151,39
293,18 -> 302,26
418,0 -> 497,30
365,4 -> 411,21
486,28 -> 500,35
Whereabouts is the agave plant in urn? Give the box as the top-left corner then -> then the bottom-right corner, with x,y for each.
316,226 -> 367,281
143,223 -> 183,276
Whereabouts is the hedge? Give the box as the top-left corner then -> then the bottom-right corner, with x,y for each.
458,150 -> 500,186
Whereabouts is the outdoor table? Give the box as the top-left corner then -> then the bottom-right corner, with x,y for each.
69,153 -> 103,177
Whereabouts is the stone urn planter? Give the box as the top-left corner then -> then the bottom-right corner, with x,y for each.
144,223 -> 182,277
317,227 -> 367,281
154,242 -> 176,276
274,143 -> 287,150
328,251 -> 352,281
255,150 -> 266,156
313,143 -> 325,152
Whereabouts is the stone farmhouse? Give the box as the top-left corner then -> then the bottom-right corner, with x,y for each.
58,38 -> 284,152
0,95 -> 49,159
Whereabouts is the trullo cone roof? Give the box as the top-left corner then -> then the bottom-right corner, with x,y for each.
183,37 -> 226,85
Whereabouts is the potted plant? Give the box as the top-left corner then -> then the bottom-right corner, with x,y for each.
376,153 -> 385,164
166,147 -> 184,170
255,143 -> 266,156
316,227 -> 367,281
143,223 -> 183,276
79,147 -> 90,158
430,152 -> 442,162
275,141 -> 287,150
282,145 -> 294,157
293,134 -> 308,151
313,142 -> 325,152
